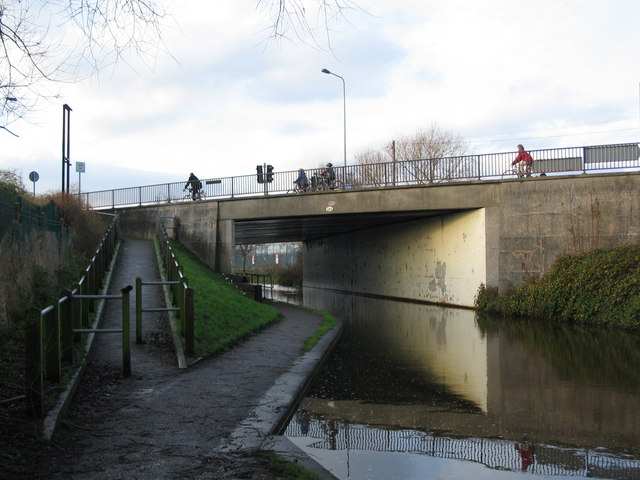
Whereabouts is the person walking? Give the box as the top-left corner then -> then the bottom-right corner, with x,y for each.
512,145 -> 533,178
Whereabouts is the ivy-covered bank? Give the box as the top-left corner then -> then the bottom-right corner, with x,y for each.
475,243 -> 640,330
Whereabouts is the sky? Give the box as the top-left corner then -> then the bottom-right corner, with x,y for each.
2,0 -> 640,194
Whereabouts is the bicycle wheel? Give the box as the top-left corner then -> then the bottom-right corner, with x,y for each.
332,180 -> 344,189
501,168 -> 519,179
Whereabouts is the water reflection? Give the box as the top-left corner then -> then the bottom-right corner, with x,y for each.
284,289 -> 640,480
269,285 -> 303,305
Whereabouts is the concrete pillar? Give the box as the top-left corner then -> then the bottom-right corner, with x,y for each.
216,219 -> 235,275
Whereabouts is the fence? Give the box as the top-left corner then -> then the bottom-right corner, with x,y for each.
80,142 -> 640,210
25,216 -> 120,418
0,191 -> 62,240
155,219 -> 195,357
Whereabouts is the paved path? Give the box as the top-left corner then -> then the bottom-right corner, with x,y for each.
37,238 -> 337,479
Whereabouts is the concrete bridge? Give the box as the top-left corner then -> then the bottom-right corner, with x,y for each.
115,172 -> 640,308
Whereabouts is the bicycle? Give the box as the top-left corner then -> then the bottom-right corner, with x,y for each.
309,174 -> 344,191
183,187 -> 207,201
501,167 -> 521,179
287,183 -> 309,194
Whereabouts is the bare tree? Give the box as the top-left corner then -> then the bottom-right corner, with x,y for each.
2,0 -> 360,135
0,0 -> 168,135
352,145 -> 393,187
257,0 -> 360,47
353,124 -> 470,186
394,123 -> 470,184
237,244 -> 257,271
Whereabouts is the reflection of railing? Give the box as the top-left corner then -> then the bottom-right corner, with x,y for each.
81,142 -> 640,209
284,415 -> 640,479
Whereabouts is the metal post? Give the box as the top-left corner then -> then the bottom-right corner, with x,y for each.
121,285 -> 132,377
62,104 -> 72,193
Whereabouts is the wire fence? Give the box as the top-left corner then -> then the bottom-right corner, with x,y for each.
80,142 -> 640,210
0,191 -> 62,240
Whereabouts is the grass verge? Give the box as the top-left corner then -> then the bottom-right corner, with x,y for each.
300,308 -> 336,352
262,452 -> 320,480
168,242 -> 281,357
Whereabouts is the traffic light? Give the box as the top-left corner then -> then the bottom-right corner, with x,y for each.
266,164 -> 274,183
256,165 -> 264,183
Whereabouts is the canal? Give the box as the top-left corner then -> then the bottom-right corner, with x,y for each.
279,289 -> 640,480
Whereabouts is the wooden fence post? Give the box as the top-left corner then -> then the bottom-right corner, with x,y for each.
25,308 -> 43,418
121,285 -> 133,377
184,287 -> 194,356
60,290 -> 73,364
135,277 -> 143,344
44,298 -> 61,383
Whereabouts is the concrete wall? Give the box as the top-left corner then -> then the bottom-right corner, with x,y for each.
114,201 -> 220,269
303,209 -> 486,307
493,173 -> 640,292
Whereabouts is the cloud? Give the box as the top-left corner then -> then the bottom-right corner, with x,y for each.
2,0 -> 639,194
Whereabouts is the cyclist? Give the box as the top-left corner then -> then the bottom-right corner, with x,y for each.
511,145 -> 533,178
293,168 -> 309,192
322,162 -> 336,188
184,172 -> 202,200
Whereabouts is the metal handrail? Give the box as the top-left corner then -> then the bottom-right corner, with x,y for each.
80,142 -> 640,210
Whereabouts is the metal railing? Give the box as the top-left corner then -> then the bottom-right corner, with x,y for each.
81,142 -> 640,210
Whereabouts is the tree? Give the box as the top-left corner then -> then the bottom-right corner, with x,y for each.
0,0 -> 168,136
0,168 -> 26,194
354,123 -> 470,186
237,244 -> 257,271
1,0 -> 359,135
258,0 -> 360,47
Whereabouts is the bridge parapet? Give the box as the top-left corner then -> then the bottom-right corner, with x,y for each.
83,142 -> 639,210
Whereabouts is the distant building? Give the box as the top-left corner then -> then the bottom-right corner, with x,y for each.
234,242 -> 301,270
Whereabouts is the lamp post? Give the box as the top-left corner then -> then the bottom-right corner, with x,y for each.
321,68 -> 347,167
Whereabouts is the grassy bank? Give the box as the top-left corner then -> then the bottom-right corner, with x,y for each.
475,243 -> 640,329
168,242 -> 281,356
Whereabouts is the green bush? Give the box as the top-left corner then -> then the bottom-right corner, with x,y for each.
476,243 -> 640,329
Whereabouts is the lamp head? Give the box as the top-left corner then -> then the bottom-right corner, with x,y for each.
321,68 -> 331,74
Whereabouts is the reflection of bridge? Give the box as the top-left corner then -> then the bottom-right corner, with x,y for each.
285,415 -> 640,480
299,294 -> 640,454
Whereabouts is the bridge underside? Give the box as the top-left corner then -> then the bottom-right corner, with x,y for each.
233,209 -> 461,244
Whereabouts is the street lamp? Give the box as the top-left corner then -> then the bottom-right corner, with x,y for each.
321,68 -> 347,167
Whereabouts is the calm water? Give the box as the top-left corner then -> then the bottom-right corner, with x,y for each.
282,289 -> 640,480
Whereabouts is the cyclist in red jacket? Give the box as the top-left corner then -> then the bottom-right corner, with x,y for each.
512,144 -> 533,177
